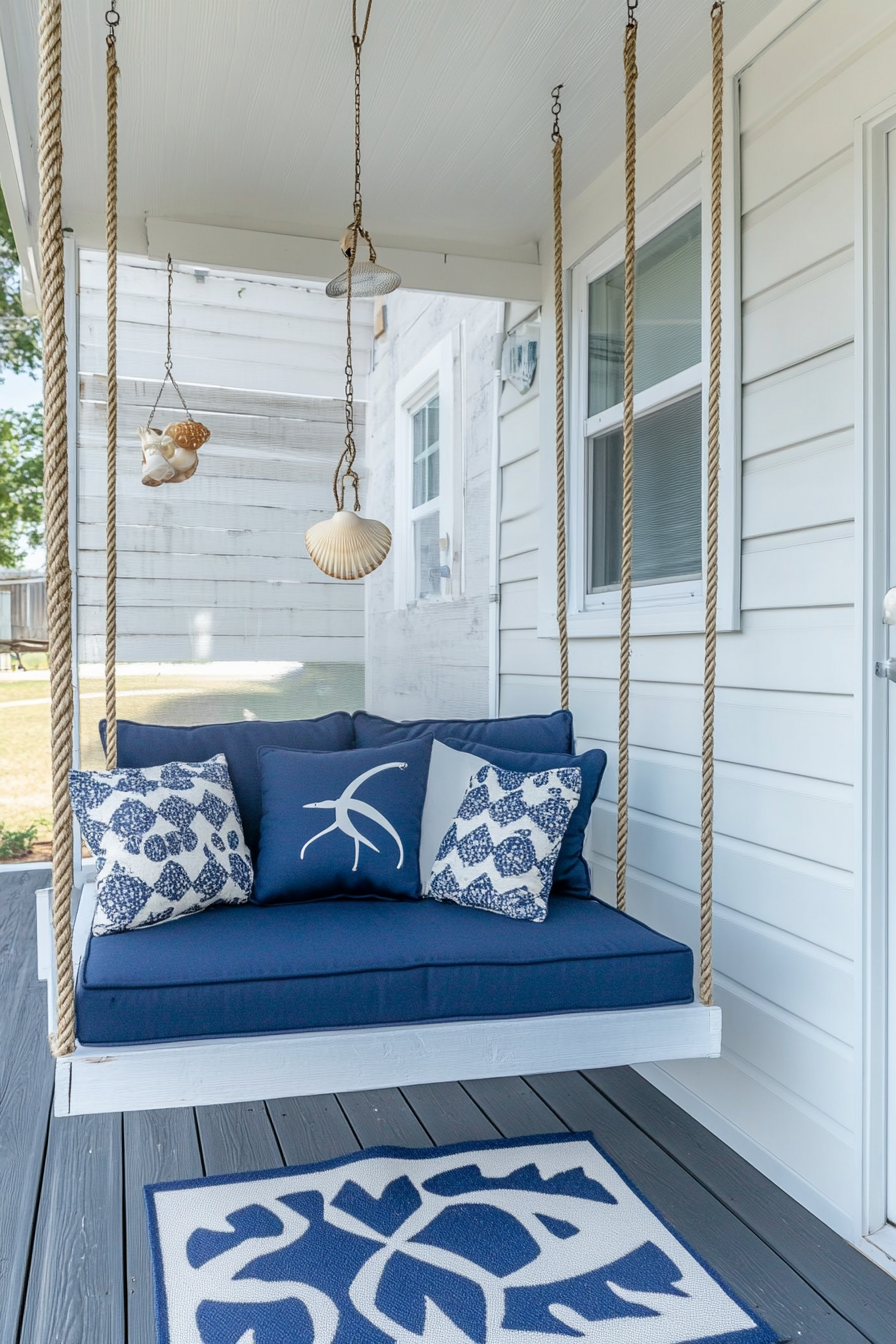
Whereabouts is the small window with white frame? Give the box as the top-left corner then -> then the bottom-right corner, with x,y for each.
565,166 -> 731,639
588,204 -> 702,592
410,392 -> 443,600
393,333 -> 456,609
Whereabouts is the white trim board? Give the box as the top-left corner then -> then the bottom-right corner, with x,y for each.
636,1061 -> 855,1244
146,219 -> 543,303
56,1004 -> 721,1118
855,91 -> 896,1249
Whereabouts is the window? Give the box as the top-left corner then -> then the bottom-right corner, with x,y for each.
585,205 -> 703,595
410,394 -> 445,599
393,335 -> 457,609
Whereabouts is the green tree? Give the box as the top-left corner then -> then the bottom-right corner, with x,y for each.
0,405 -> 43,567
0,185 -> 43,568
0,189 -> 41,374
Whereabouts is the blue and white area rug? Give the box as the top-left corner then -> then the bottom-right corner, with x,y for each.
145,1132 -> 779,1344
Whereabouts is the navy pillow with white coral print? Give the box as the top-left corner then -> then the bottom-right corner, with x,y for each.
253,738 -> 433,904
69,755 -> 252,935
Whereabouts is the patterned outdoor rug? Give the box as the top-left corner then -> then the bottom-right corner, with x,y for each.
146,1131 -> 779,1344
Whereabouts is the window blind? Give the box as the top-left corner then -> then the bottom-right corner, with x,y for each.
590,392 -> 703,590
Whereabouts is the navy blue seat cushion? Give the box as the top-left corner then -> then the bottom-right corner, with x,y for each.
254,739 -> 432,904
99,714 -> 354,857
353,709 -> 573,754
75,894 -> 694,1045
443,738 -> 607,900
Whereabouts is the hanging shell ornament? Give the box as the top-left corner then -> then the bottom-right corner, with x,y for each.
305,508 -> 392,581
166,420 -> 211,453
139,426 -> 176,487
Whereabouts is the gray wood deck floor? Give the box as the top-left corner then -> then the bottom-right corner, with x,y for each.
3,867 -> 896,1343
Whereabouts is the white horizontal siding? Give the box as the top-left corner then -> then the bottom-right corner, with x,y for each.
493,0 -> 890,1237
77,255 -> 366,665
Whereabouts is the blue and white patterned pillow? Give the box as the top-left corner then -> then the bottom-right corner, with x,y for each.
69,755 -> 253,935
428,763 -> 581,922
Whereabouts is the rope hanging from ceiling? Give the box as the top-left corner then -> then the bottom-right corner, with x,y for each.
611,0 -> 724,1006
615,0 -> 639,915
551,85 -> 570,713
105,2 -> 119,769
39,0 -> 76,1057
699,0 -> 725,1008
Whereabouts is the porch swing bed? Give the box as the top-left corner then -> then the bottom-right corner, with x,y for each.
37,0 -> 726,1119
43,707 -> 718,1118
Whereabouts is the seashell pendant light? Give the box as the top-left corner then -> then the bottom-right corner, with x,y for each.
139,255 -> 210,488
305,508 -> 392,581
308,0 -> 393,581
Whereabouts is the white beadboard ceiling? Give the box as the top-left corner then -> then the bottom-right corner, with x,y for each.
1,0 -> 783,279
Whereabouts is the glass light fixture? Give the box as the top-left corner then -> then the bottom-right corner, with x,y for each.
326,226 -> 400,299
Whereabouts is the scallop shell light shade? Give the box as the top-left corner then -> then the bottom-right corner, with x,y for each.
305,509 -> 392,580
165,420 -> 211,452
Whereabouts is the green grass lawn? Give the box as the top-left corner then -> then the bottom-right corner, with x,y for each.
0,663 -> 364,840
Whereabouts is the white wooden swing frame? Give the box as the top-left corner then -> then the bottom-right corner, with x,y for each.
38,0 -> 723,1118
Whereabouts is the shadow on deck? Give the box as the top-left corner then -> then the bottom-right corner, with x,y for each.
2,867 -> 895,1343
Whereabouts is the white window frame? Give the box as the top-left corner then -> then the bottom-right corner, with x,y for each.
393,334 -> 457,609
567,165 -> 737,637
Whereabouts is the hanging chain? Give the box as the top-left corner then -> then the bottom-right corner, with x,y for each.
147,253 -> 192,426
551,83 -> 563,144
627,0 -> 638,23
333,0 -> 373,511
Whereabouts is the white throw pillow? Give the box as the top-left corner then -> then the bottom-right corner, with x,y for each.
69,755 -> 253,935
428,763 -> 582,922
418,739 -> 489,886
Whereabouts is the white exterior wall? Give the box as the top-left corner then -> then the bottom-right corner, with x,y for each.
76,253 -> 371,664
497,0 -> 896,1248
365,291 -> 501,720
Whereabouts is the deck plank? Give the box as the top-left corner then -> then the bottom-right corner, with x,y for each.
267,1094 -> 360,1166
0,874 -> 54,1344
19,1112 -> 125,1344
527,1069 -> 873,1344
124,1108 -> 204,1344
401,1080 -> 502,1145
338,1087 -> 433,1148
461,1074 -> 568,1137
196,1101 -> 284,1177
589,1066 -> 896,1344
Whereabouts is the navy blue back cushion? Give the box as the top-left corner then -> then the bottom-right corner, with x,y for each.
443,737 -> 607,899
254,737 -> 433,904
353,709 -> 573,754
100,714 -> 354,858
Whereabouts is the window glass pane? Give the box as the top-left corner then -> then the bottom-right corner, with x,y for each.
412,394 -> 440,507
590,392 -> 703,590
414,511 -> 441,599
588,206 -> 702,416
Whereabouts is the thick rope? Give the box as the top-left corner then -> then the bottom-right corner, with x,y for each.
700,2 -> 724,1007
616,16 -> 638,913
40,0 -> 76,1057
552,123 -> 569,712
104,19 -> 118,767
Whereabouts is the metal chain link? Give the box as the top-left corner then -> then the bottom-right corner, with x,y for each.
147,254 -> 193,426
333,0 -> 373,511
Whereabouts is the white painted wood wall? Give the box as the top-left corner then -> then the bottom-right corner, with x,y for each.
365,291 -> 500,719
76,253 -> 372,663
493,0 -> 896,1246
